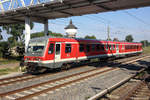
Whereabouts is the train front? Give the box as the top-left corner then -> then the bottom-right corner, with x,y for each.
24,38 -> 48,73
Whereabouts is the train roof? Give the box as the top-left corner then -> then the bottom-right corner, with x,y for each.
30,36 -> 142,45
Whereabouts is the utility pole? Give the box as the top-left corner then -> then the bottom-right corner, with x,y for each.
107,25 -> 111,41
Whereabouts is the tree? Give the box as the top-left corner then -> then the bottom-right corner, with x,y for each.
0,41 -> 10,58
31,31 -> 63,39
84,35 -> 96,39
125,35 -> 133,42
141,40 -> 149,47
2,23 -> 34,46
113,38 -> 119,41
31,32 -> 45,38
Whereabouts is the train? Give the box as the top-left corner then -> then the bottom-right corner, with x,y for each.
24,37 -> 142,73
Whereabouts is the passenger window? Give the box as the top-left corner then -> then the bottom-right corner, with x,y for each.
91,44 -> 95,51
86,44 -> 90,52
100,44 -> 105,51
113,45 -> 115,50
48,43 -> 54,54
79,44 -> 84,52
96,44 -> 100,51
116,44 -> 119,50
109,45 -> 112,50
105,44 -> 108,51
122,45 -> 124,50
56,44 -> 60,55
65,44 -> 71,53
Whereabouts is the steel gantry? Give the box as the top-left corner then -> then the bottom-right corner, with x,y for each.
0,0 -> 63,52
0,0 -> 150,52
0,0 -> 63,12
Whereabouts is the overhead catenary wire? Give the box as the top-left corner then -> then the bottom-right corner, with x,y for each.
124,11 -> 150,26
54,18 -> 106,32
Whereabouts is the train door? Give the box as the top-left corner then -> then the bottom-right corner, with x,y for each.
55,42 -> 61,62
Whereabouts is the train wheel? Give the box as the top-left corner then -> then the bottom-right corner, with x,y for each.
61,64 -> 71,70
27,66 -> 47,74
26,66 -> 35,73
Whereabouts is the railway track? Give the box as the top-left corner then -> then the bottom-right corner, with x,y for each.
102,77 -> 150,100
0,64 -> 96,87
122,81 -> 150,100
0,54 -> 146,88
0,55 -> 149,100
0,67 -> 118,100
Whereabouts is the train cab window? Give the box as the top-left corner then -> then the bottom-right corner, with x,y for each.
86,44 -> 90,52
65,44 -> 71,53
48,43 -> 54,54
79,44 -> 84,52
96,44 -> 100,51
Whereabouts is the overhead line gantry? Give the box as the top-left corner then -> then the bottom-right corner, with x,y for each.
0,0 -> 150,51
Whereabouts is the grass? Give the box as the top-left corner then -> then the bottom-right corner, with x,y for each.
0,66 -> 20,76
0,58 -> 19,65
143,46 -> 150,54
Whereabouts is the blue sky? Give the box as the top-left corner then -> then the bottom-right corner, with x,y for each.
31,6 -> 150,42
1,6 -> 150,42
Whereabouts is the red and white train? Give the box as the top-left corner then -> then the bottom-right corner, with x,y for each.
24,37 -> 142,72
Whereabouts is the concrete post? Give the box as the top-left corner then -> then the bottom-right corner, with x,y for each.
25,16 -> 31,52
44,19 -> 48,36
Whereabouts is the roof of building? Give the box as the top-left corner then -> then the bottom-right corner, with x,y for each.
65,20 -> 77,29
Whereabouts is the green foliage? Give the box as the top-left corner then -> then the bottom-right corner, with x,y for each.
141,40 -> 149,47
0,42 -> 9,57
49,32 -> 63,37
2,23 -> 34,46
113,38 -> 119,41
125,35 -> 133,42
143,46 -> 150,54
0,59 -> 18,65
84,35 -> 96,39
31,31 -> 63,39
0,67 -> 19,76
31,32 -> 45,38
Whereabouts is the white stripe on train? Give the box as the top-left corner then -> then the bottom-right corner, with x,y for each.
25,51 -> 142,64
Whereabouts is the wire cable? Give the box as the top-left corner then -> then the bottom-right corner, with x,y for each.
124,11 -> 150,26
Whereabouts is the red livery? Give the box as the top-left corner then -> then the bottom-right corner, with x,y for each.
24,37 -> 142,73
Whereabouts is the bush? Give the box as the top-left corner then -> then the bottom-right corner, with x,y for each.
0,41 -> 10,58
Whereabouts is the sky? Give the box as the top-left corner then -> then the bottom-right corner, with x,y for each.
1,6 -> 150,42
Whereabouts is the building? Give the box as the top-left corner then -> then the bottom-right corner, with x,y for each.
65,20 -> 78,38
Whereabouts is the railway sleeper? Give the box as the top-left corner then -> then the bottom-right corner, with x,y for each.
106,94 -> 120,99
130,96 -> 150,100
